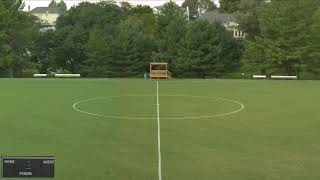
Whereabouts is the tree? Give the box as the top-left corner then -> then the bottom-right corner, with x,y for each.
157,2 -> 186,30
120,1 -> 132,13
49,0 -> 67,11
0,0 -> 39,77
28,0 -> 249,78
82,26 -> 111,77
51,26 -> 87,73
57,0 -> 67,12
241,37 -> 269,75
56,1 -> 122,29
130,5 -> 154,15
111,16 -> 156,77
30,30 -> 58,73
182,0 -> 216,19
155,2 -> 188,73
235,0 -> 265,40
306,7 -> 320,74
48,0 -> 58,7
53,1 -> 124,74
242,0 -> 319,76
177,20 -> 242,78
219,0 -> 240,13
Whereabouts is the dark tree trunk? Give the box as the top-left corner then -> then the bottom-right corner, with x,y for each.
8,68 -> 14,78
19,67 -> 22,78
201,73 -> 205,79
198,70 -> 205,79
297,62 -> 301,79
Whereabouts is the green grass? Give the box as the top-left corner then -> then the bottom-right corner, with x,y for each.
1,79 -> 320,180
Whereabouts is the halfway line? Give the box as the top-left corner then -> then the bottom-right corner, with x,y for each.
156,81 -> 162,180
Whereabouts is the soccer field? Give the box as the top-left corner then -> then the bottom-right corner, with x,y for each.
1,79 -> 320,180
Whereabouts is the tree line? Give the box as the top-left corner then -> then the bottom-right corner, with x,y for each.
221,0 -> 320,77
0,0 -> 319,78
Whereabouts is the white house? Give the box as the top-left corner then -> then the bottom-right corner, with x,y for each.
30,7 -> 64,25
199,11 -> 246,39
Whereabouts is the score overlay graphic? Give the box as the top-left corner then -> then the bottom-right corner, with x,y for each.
1,156 -> 55,178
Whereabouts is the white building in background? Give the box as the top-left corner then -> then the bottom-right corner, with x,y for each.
30,7 -> 64,25
199,11 -> 246,39
22,0 -> 218,11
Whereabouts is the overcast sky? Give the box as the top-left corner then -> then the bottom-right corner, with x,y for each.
23,0 -> 220,11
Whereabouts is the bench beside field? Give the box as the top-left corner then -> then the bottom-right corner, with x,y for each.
253,75 -> 267,79
34,74 -> 48,78
253,75 -> 298,80
55,74 -> 81,78
271,75 -> 297,80
34,74 -> 81,78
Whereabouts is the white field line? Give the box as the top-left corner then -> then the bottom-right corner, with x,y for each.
156,81 -> 162,180
72,95 -> 245,120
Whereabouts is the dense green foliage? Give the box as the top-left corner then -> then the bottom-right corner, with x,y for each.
234,0 -> 263,40
0,0 -> 319,78
240,0 -> 320,77
219,0 -> 240,12
182,0 -> 216,19
32,1 -> 241,78
307,7 -> 320,74
0,0 -> 39,77
176,21 -> 242,78
49,0 -> 67,11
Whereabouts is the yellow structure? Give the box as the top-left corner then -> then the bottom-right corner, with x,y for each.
150,62 -> 172,79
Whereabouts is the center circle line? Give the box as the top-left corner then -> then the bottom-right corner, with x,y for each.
72,94 -> 245,120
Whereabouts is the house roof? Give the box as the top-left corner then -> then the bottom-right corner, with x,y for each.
30,7 -> 64,14
199,11 -> 236,24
